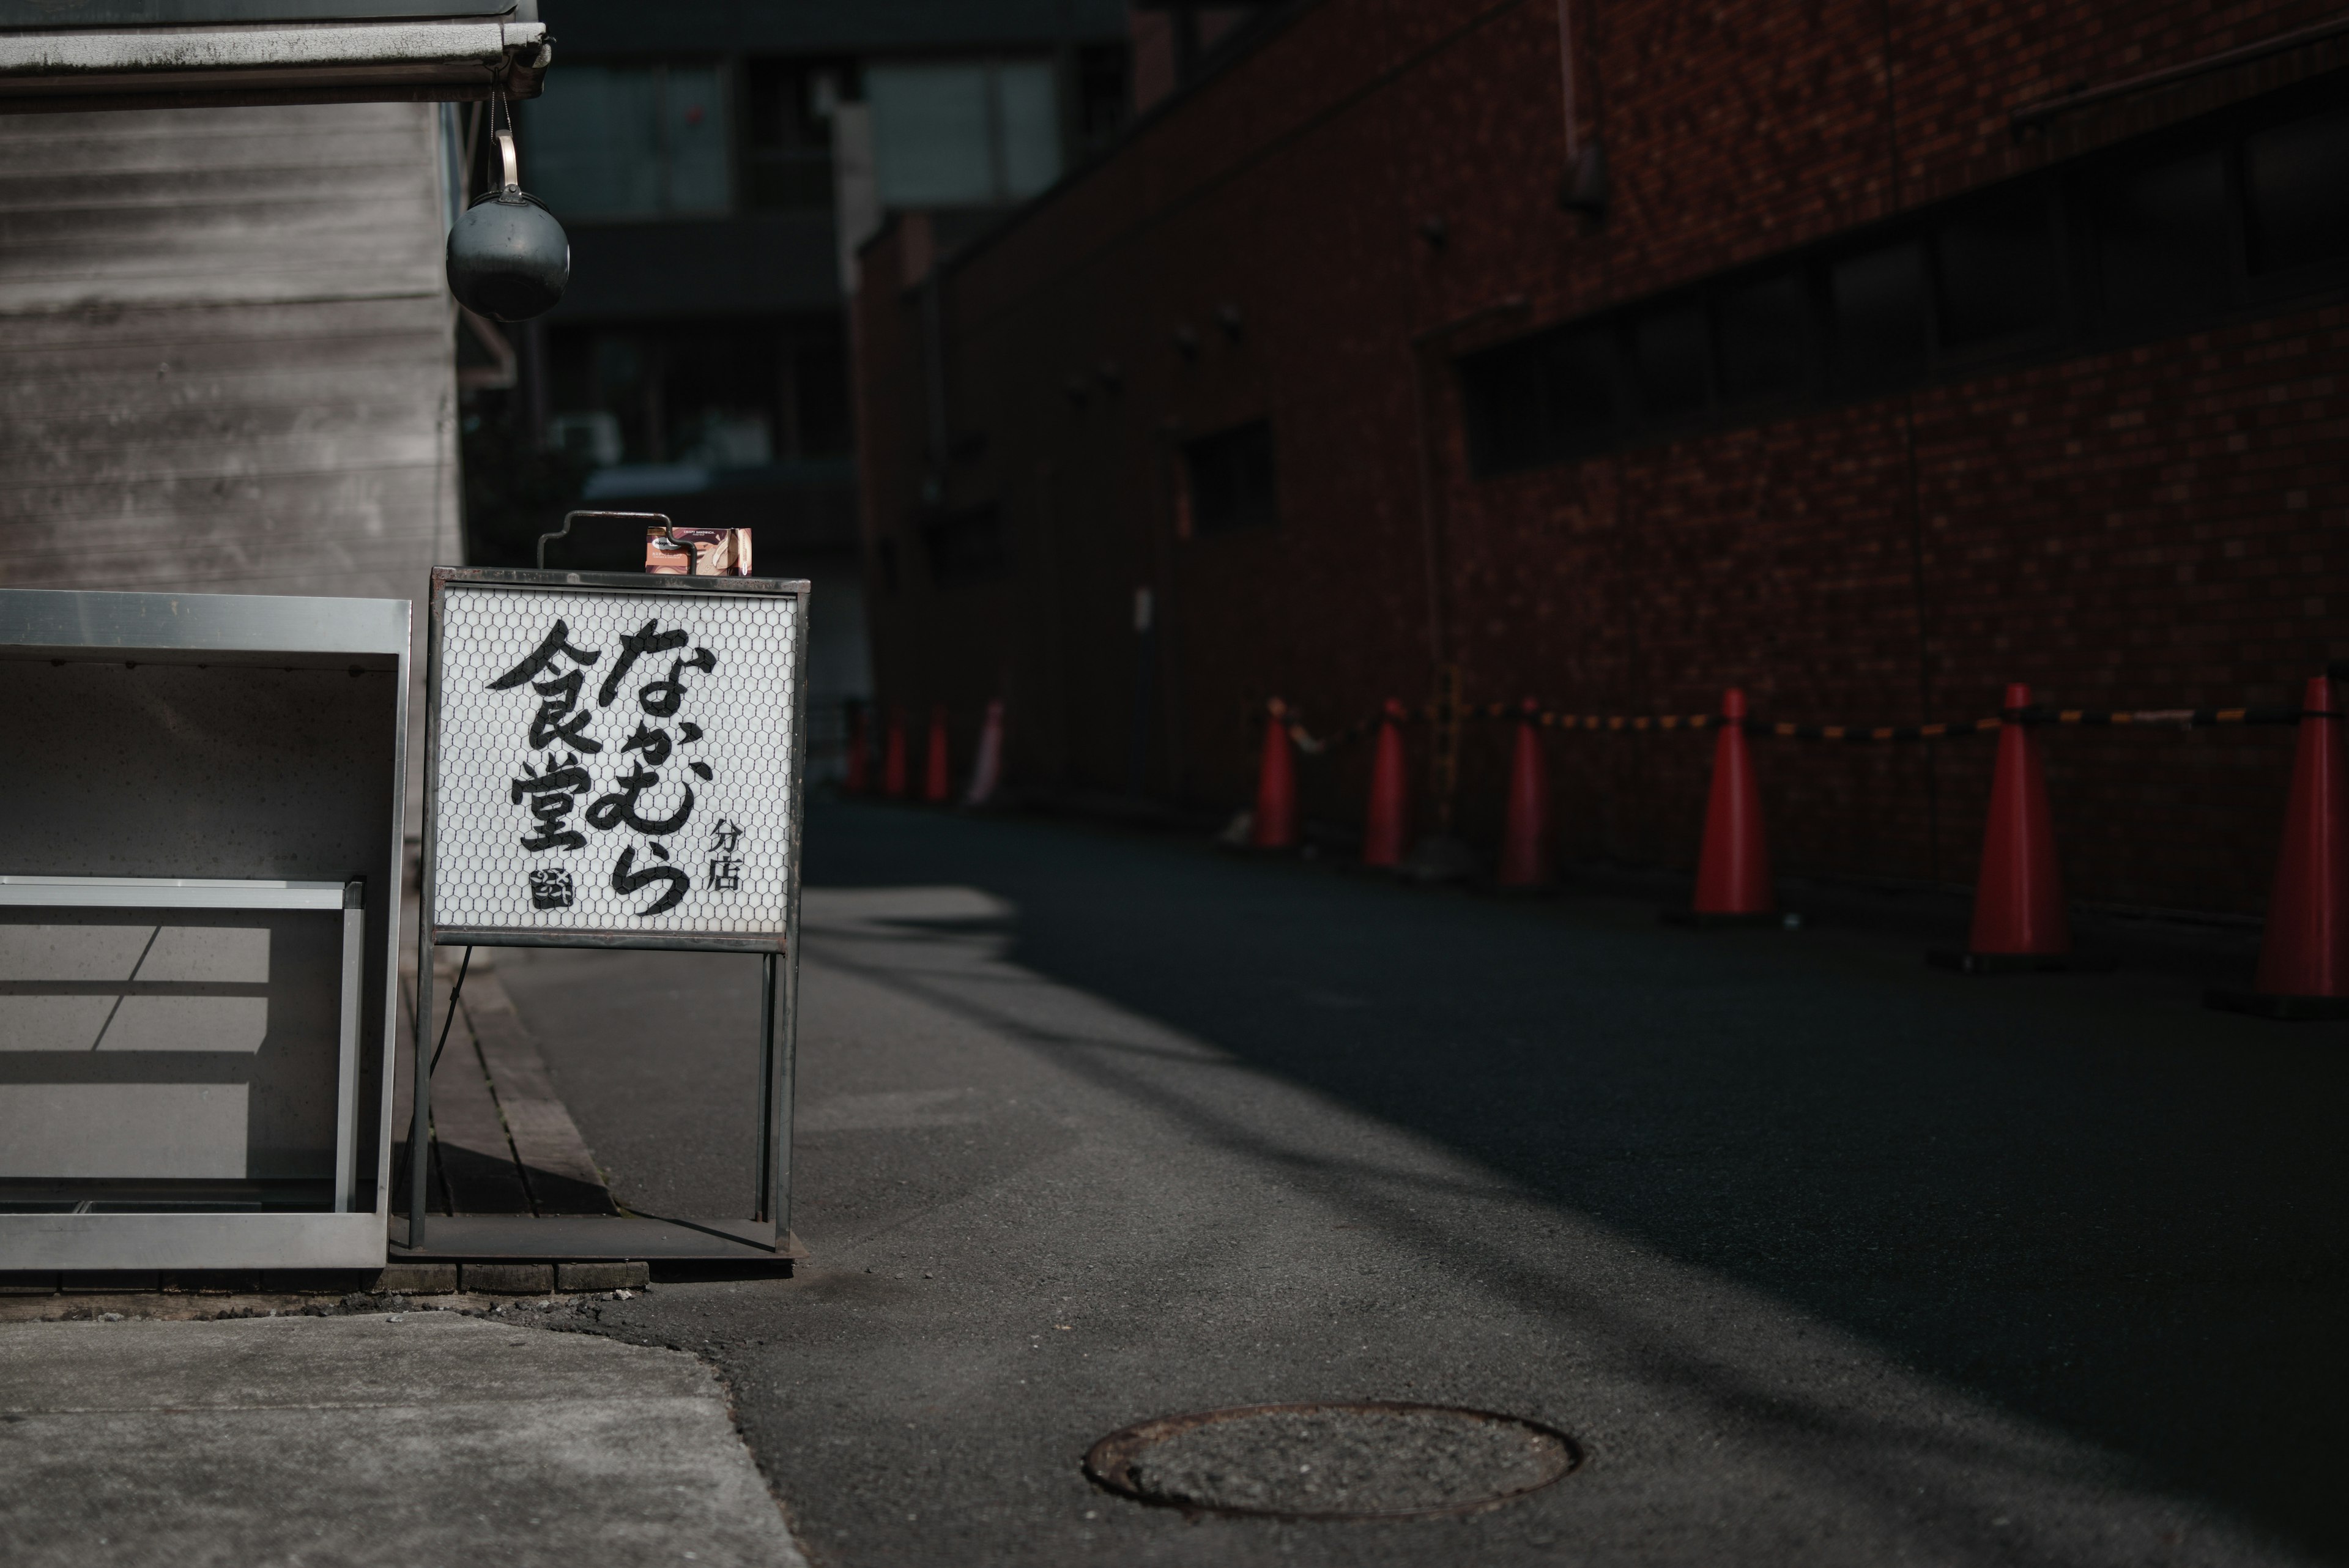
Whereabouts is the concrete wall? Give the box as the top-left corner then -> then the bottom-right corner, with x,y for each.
853,0 -> 2349,916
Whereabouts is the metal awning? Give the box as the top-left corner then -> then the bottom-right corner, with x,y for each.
0,3 -> 547,113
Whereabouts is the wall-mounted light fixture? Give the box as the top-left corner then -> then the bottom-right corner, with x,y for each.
1173,324 -> 1201,359
1557,140 -> 1608,218
1216,302 -> 1244,340
1096,360 -> 1124,392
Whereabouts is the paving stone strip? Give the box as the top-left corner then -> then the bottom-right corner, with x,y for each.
0,1313 -> 808,1568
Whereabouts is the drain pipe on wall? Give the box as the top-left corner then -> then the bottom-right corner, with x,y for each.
1557,0 -> 1608,217
1408,296 -> 1529,839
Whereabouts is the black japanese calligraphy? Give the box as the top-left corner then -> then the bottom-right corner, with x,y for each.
528,867 -> 576,910
526,670 -> 601,754
637,647 -> 718,718
586,762 -> 696,836
508,752 -> 590,852
707,819 -> 745,892
596,620 -> 689,708
487,620 -> 601,689
611,845 -> 689,916
489,609 -> 727,923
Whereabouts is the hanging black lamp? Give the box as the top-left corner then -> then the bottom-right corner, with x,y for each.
446,111 -> 570,321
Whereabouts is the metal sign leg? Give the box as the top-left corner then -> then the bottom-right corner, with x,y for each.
409,935 -> 434,1247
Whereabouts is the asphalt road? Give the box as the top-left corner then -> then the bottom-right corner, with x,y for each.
494,800 -> 2349,1568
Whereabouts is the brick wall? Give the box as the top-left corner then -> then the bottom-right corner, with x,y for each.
854,0 -> 2348,914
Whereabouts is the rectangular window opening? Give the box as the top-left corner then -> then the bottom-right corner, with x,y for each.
2245,105 -> 2349,277
922,504 -> 1011,585
1934,182 -> 2062,351
1715,270 -> 1811,403
524,62 -> 730,220
868,58 -> 1064,209
745,58 -> 852,211
1828,240 -> 1930,387
1455,87 -> 2349,480
1184,420 -> 1278,536
2091,148 -> 2232,328
1629,304 -> 1710,420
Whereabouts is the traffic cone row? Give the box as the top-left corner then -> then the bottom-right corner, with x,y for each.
965,699 -> 1006,808
1250,699 -> 1299,849
1669,687 -> 1776,925
848,699 -> 1009,809
867,677 -> 2349,1022
2210,675 -> 2349,1019
1496,699 -> 1553,890
923,704 -> 951,804
1361,699 -> 1411,869
1925,683 -> 2107,972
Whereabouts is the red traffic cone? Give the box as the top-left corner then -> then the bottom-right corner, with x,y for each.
1672,688 -> 1775,923
844,704 -> 870,795
1496,698 -> 1554,889
882,707 -> 908,800
1932,683 -> 2103,973
924,704 -> 952,804
1250,697 -> 1299,850
1362,699 -> 1411,869
965,699 -> 1005,807
2210,675 -> 2349,1018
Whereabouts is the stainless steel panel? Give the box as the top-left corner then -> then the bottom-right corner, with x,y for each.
335,889 -> 365,1213
0,1213 -> 386,1271
0,587 -> 408,661
0,909 -> 347,1184
0,589 -> 409,1269
392,1214 -> 808,1262
0,877 -> 351,912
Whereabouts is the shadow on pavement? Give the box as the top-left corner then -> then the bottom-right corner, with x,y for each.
798,800 -> 2349,1561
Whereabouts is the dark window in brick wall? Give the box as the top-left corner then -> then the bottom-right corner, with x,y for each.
1934,183 -> 2062,351
1828,239 -> 1930,387
2245,105 -> 2349,277
1629,303 -> 1709,419
1541,329 -> 1620,441
1716,270 -> 1811,402
1186,420 -> 1278,535
1463,327 -> 1619,472
1460,76 -> 2349,478
2091,148 -> 2230,328
922,504 -> 1011,585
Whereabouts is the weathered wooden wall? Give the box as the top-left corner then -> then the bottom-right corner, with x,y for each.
0,100 -> 461,814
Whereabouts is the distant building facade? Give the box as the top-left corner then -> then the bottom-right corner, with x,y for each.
501,0 -> 1134,775
853,0 -> 2349,916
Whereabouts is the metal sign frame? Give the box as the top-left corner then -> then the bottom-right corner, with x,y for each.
404,567 -> 810,1263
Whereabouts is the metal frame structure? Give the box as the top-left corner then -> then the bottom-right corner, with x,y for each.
0,876 -> 368,1207
0,587 -> 410,1273
401,566 -> 811,1264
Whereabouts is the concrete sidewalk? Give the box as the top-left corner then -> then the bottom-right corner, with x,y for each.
0,1312 -> 806,1568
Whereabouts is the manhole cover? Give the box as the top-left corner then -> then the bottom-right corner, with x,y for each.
1083,1401 -> 1582,1520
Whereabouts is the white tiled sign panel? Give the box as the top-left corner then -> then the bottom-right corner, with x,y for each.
433,582 -> 798,940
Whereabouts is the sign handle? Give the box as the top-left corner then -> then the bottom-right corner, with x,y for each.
537,510 -> 672,570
